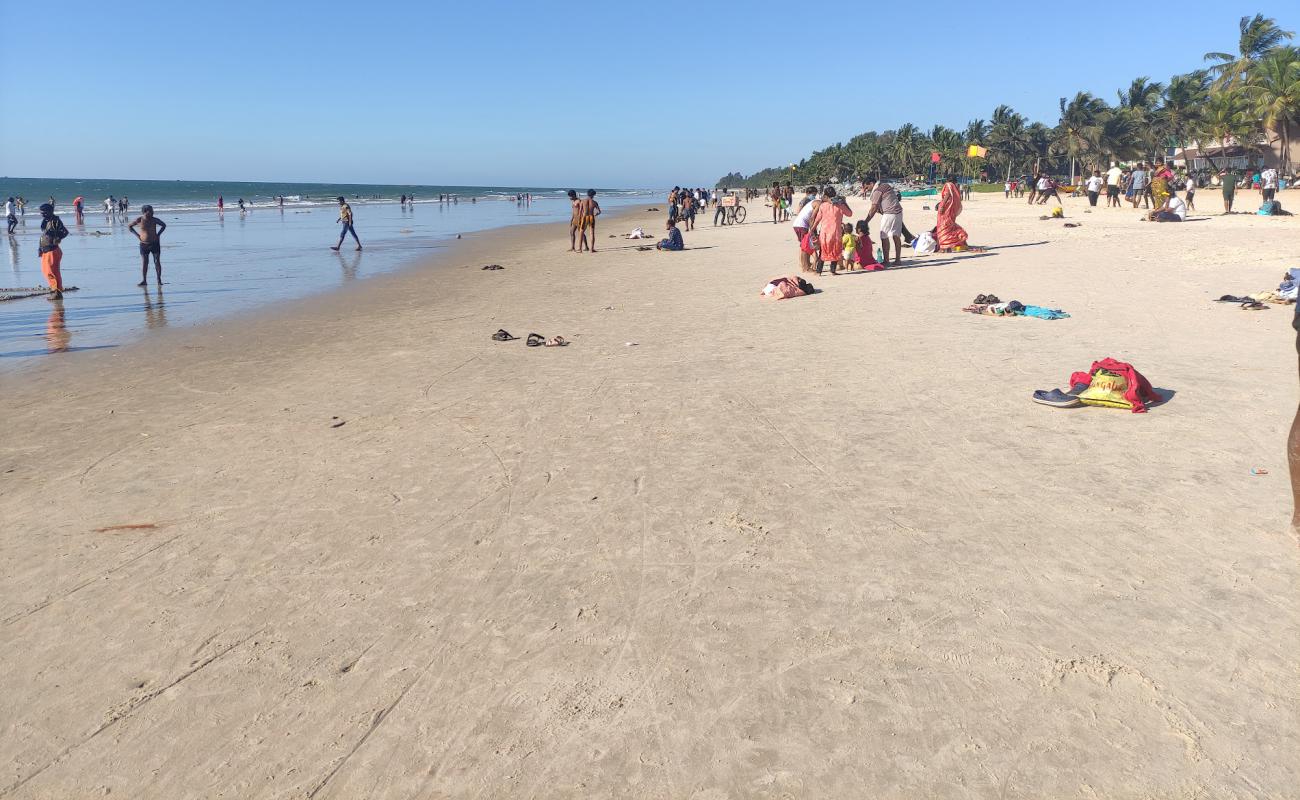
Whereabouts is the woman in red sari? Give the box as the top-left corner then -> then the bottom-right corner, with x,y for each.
935,177 -> 969,251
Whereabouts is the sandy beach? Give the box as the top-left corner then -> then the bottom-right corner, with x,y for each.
3,192 -> 1299,798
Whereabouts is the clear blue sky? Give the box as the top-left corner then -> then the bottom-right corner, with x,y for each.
0,1 -> 1292,187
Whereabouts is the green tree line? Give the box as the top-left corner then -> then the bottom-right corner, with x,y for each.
718,14 -> 1299,188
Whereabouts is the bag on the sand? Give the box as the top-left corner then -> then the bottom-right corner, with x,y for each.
762,276 -> 808,300
1077,369 -> 1135,410
913,231 -> 937,254
1258,200 -> 1282,216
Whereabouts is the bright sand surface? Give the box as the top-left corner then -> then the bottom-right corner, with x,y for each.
3,191 -> 1299,798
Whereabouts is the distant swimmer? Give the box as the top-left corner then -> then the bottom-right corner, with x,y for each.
400,193 -> 407,207
218,195 -> 224,214
128,204 -> 167,286
238,198 -> 247,213
72,196 -> 84,217
331,196 -> 362,251
105,196 -> 115,214
576,189 -> 600,253
120,196 -> 129,213
37,203 -> 69,297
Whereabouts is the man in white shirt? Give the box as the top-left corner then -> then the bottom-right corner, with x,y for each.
1084,171 -> 1104,206
1261,167 -> 1279,202
1105,162 -> 1123,207
1184,172 -> 1197,210
4,197 -> 16,235
1150,192 -> 1187,222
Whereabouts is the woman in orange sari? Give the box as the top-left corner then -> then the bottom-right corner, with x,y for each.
811,187 -> 852,275
935,177 -> 969,251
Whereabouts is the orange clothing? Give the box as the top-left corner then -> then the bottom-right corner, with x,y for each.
40,247 -> 64,292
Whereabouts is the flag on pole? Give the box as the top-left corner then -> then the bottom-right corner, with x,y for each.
967,145 -> 988,158
930,152 -> 942,164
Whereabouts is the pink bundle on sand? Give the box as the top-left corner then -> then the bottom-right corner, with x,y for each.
762,276 -> 810,300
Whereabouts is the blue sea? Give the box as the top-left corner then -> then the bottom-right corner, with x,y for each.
0,178 -> 657,371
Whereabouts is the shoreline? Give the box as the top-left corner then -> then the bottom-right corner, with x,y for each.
1,198 -> 654,375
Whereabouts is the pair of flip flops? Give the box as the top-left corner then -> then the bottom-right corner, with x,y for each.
481,264 -> 504,271
493,330 -> 568,347
973,293 -> 1002,305
526,333 -> 567,347
1032,382 -> 1090,408
1216,295 -> 1269,310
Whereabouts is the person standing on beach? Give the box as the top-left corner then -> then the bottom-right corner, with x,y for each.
1184,172 -> 1197,211
769,182 -> 782,224
576,189 -> 600,253
1105,162 -> 1123,207
567,189 -> 581,251
1261,166 -> 1279,203
5,198 -> 16,235
37,203 -> 68,296
1220,169 -> 1237,214
332,196 -> 362,251
217,195 -> 224,214
863,179 -> 905,268
72,196 -> 84,219
128,205 -> 167,286
1084,170 -> 1103,207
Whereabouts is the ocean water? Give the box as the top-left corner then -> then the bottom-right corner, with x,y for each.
0,180 -> 657,371
0,177 -> 646,214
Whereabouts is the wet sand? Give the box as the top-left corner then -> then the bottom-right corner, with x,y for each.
2,191 -> 1299,798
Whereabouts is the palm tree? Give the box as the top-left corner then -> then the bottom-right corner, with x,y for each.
1205,14 -> 1294,89
1096,112 -> 1140,164
1057,92 -> 1108,180
964,119 -> 990,144
1027,122 -> 1055,174
1244,46 -> 1300,173
988,107 -> 1030,180
1200,88 -> 1255,169
1118,77 -> 1166,160
1159,72 -> 1210,168
892,123 -> 923,177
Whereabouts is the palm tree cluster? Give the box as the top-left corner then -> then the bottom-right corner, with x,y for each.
720,14 -> 1299,188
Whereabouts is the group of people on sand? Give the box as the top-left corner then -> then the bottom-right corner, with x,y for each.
784,176 -> 973,276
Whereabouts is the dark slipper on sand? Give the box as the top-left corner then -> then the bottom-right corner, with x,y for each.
1032,389 -> 1083,408
492,329 -> 518,341
526,332 -> 545,347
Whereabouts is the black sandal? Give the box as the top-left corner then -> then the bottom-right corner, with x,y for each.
492,329 -> 518,341
526,332 -> 545,347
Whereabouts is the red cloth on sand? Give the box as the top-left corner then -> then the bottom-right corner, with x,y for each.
1069,358 -> 1159,413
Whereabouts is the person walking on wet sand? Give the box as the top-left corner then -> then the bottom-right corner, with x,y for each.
37,203 -> 68,296
129,205 -> 168,286
332,196 -> 362,251
567,189 -> 581,251
576,189 -> 601,253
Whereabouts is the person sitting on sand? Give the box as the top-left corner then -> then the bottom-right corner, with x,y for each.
128,205 -> 167,286
576,190 -> 600,253
332,197 -> 362,251
656,220 -> 684,251
1147,191 -> 1187,222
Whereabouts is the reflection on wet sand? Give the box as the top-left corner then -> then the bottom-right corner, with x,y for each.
337,250 -> 361,282
142,286 -> 168,329
45,298 -> 71,353
7,237 -> 17,273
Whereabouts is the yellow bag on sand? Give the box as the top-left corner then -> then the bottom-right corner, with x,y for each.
1051,207 -> 1064,218
1078,369 -> 1132,409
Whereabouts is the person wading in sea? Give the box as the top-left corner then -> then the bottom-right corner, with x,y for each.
128,205 -> 168,286
331,196 -> 362,251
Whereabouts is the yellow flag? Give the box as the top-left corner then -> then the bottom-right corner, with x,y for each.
967,145 -> 988,158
